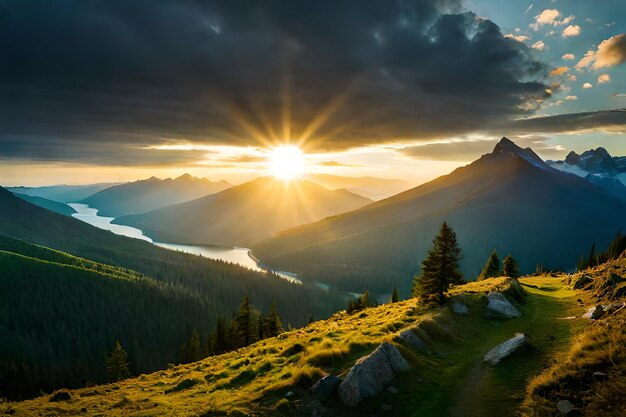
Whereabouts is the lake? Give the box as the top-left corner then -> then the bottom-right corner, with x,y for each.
68,203 -> 301,283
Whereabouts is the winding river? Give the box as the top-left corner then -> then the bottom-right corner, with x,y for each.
67,203 -> 301,284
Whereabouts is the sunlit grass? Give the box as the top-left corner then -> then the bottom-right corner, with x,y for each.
9,275 -> 589,417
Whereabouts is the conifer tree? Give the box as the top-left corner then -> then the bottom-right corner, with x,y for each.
502,254 -> 520,278
105,341 -> 130,382
391,286 -> 400,303
264,299 -> 283,338
230,296 -> 259,348
412,222 -> 462,304
212,316 -> 229,354
479,249 -> 501,280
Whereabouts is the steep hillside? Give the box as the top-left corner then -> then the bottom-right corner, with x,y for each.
81,174 -> 232,217
0,236 -> 215,398
7,273 -> 601,417
7,183 -> 118,203
254,138 -> 626,296
115,177 -> 372,247
12,193 -> 76,216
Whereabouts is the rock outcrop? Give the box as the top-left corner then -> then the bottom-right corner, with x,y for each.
338,342 -> 410,406
483,333 -> 531,365
485,292 -> 521,319
311,375 -> 342,401
450,300 -> 469,315
398,329 -> 429,354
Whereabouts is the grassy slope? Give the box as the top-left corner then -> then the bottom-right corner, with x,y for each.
8,276 -> 587,417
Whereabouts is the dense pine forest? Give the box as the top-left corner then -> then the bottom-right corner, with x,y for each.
0,188 -> 347,399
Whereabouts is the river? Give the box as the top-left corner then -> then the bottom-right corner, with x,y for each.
67,203 -> 301,284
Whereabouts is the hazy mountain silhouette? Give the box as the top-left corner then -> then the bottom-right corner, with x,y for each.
114,177 -> 372,247
306,174 -> 412,200
254,138 -> 626,293
81,174 -> 232,217
7,183 -> 118,203
12,193 -> 77,216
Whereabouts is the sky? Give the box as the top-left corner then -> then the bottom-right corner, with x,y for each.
0,0 -> 625,186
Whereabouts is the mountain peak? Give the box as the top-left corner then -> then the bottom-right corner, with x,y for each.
485,137 -> 551,171
176,173 -> 195,181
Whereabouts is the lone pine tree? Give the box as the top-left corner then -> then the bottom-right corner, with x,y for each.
479,249 -> 501,280
412,222 -> 462,304
502,254 -> 520,278
105,340 -> 130,382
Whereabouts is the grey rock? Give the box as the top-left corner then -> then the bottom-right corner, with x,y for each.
557,399 -> 575,415
338,342 -> 410,406
285,390 -> 294,398
485,292 -> 521,319
484,333 -> 531,365
450,300 -> 469,315
582,305 -> 605,320
311,375 -> 341,401
398,329 -> 429,354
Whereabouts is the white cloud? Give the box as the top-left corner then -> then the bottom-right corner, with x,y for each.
549,66 -> 569,77
575,50 -> 596,70
598,74 -> 611,84
567,75 -> 577,82
583,82 -> 593,89
593,34 -> 626,69
565,95 -> 578,101
562,25 -> 581,38
535,9 -> 561,25
562,53 -> 576,60
505,34 -> 530,42
532,40 -> 546,51
531,9 -> 576,31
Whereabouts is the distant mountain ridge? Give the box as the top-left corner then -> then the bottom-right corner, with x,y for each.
6,183 -> 119,203
12,193 -> 77,216
254,138 -> 626,296
114,177 -> 372,247
81,174 -> 232,217
306,174 -> 412,200
548,147 -> 626,182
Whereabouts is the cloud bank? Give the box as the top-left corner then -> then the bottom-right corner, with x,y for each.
0,0 -> 551,163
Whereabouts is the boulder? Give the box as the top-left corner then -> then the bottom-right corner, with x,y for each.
398,329 -> 429,354
582,305 -> 605,320
483,333 -> 531,365
450,300 -> 469,315
557,399 -> 575,415
338,342 -> 409,406
311,375 -> 342,401
485,292 -> 521,319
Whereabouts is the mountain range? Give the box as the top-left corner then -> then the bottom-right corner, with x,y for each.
6,183 -> 118,203
114,177 -> 372,247
81,174 -> 232,217
253,138 -> 626,296
305,174 -> 412,200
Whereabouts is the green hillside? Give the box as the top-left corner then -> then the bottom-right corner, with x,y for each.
9,265 -> 624,417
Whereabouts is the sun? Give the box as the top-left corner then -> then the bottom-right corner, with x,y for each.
267,145 -> 306,180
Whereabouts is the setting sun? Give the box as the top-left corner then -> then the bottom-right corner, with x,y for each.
267,145 -> 306,180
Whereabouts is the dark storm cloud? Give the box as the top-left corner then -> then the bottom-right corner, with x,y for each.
0,0 -> 551,163
400,135 -> 565,161
506,109 -> 626,134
